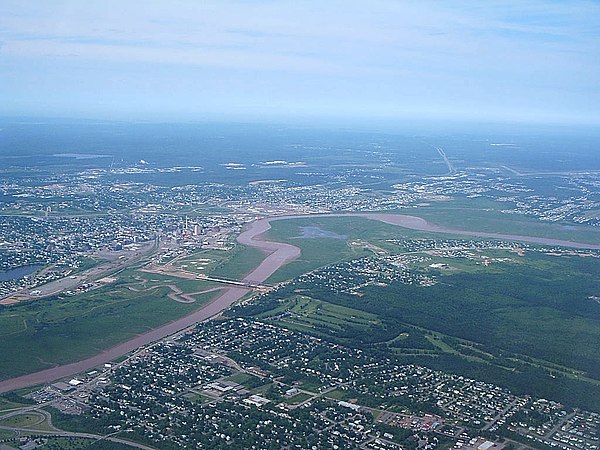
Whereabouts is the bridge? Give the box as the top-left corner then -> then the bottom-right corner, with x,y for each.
196,274 -> 273,290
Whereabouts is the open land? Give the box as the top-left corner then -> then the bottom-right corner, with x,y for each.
1,213 -> 598,395
1,121 -> 600,449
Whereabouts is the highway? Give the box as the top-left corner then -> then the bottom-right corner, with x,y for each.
435,146 -> 456,174
1,212 -> 598,394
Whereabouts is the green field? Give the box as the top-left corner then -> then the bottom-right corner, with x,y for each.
261,212 -> 600,285
262,204 -> 600,272
38,437 -> 136,449
0,429 -> 17,439
0,219 -> 272,383
3,208 -> 600,408
263,216 -> 442,283
284,392 -> 313,405
173,243 -> 265,281
210,243 -> 266,280
407,197 -> 600,245
0,396 -> 28,411
225,372 -> 268,389
0,270 -> 219,380
0,413 -> 38,428
253,295 -> 385,343
230,216 -> 600,411
0,226 -> 275,382
352,253 -> 600,377
184,392 -> 214,404
0,411 -> 53,430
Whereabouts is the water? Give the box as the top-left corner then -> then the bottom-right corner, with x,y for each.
0,264 -> 43,282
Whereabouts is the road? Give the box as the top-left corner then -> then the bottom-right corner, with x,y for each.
0,216 -> 296,393
435,146 -> 455,174
0,423 -> 157,449
0,240 -> 157,305
0,402 -> 156,449
1,212 -> 598,393
482,397 -> 521,431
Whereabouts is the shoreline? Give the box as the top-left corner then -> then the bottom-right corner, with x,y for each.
1,212 -> 598,393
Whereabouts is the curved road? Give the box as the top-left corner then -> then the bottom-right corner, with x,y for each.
0,424 -> 157,449
0,213 -> 598,393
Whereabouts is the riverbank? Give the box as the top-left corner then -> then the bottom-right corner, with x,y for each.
0,216 -> 297,393
1,212 -> 598,393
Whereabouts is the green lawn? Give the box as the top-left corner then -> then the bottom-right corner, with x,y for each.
410,197 -> 600,245
0,396 -> 28,411
0,412 -> 48,429
0,271 -> 220,380
284,392 -> 313,405
0,429 -> 17,439
210,243 -> 266,280
38,437 -> 135,449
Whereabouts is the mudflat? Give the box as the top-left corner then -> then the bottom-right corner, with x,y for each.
1,213 -> 597,393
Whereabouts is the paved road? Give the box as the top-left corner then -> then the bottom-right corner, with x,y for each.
0,424 -> 157,449
0,216 -> 294,393
1,212 -> 597,393
435,146 -> 455,174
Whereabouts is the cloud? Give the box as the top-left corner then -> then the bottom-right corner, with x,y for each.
1,0 -> 599,123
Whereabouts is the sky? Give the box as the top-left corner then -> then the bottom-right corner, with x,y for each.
1,0 -> 600,125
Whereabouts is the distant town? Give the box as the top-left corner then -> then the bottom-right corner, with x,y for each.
1,128 -> 600,450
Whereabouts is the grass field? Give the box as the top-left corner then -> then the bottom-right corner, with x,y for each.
258,211 -> 597,284
210,243 -> 266,280
184,392 -> 213,404
0,396 -> 28,411
232,221 -> 600,411
407,197 -> 600,245
37,437 -> 135,449
0,429 -> 17,439
255,295 -> 383,343
0,269 -> 220,380
263,216 -> 438,283
284,392 -> 312,405
0,227 -> 268,382
0,412 -> 52,430
3,207 -> 599,403
225,372 -> 268,390
357,253 -> 600,379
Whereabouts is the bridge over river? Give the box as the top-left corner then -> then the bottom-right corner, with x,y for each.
0,213 -> 597,393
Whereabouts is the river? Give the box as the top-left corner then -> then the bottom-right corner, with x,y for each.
0,213 -> 597,393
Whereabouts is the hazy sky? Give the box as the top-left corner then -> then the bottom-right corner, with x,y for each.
1,1 -> 599,124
